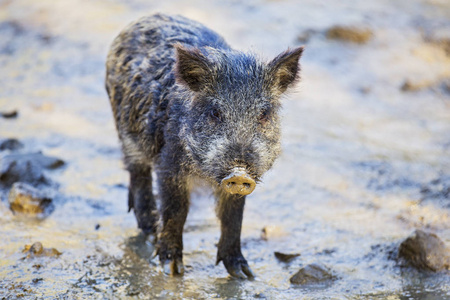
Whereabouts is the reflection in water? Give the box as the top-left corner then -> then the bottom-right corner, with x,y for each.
212,277 -> 248,299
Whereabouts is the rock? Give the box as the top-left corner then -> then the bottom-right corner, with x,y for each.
32,278 -> 43,284
8,182 -> 54,217
274,251 -> 301,262
22,242 -> 62,258
261,226 -> 288,240
290,263 -> 335,285
28,241 -> 44,255
0,152 -> 65,187
398,230 -> 450,272
0,138 -> 24,151
0,110 -> 18,118
326,25 -> 372,44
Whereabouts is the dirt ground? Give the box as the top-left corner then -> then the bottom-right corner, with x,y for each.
1,0 -> 449,299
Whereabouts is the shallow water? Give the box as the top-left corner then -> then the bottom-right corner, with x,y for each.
1,0 -> 449,299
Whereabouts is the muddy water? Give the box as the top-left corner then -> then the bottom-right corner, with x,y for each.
1,0 -> 449,299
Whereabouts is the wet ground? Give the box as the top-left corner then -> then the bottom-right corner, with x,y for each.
1,0 -> 449,299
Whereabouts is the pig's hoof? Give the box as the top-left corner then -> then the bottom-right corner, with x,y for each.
221,255 -> 255,279
158,247 -> 184,276
161,257 -> 184,276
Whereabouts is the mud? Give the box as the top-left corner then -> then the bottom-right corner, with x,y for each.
0,0 -> 449,299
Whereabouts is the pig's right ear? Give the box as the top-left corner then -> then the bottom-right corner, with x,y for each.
175,45 -> 212,92
268,46 -> 304,94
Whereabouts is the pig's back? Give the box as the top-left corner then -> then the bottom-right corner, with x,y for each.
105,14 -> 228,162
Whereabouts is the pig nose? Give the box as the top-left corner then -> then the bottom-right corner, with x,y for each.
221,168 -> 256,196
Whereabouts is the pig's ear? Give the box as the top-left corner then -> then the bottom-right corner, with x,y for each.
268,46 -> 304,93
175,45 -> 212,92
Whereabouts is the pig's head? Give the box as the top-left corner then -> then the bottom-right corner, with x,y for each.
175,44 -> 303,196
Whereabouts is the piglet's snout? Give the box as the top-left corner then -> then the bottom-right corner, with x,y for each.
221,167 -> 256,196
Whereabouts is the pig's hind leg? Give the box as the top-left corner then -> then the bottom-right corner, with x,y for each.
128,164 -> 158,238
156,172 -> 189,276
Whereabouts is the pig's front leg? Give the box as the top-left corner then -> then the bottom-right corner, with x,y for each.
157,172 -> 189,276
216,192 -> 254,279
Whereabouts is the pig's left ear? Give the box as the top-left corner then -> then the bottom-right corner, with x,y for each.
268,46 -> 304,93
174,44 -> 213,92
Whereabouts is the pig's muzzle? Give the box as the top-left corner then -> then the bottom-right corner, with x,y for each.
220,167 -> 256,196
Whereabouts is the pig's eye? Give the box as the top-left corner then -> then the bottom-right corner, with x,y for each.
209,108 -> 221,122
259,109 -> 270,125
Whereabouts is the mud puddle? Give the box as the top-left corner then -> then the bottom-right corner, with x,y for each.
1,0 -> 449,299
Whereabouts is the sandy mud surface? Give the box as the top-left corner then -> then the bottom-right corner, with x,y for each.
1,0 -> 449,299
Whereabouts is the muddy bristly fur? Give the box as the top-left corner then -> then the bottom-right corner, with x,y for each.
105,13 -> 303,278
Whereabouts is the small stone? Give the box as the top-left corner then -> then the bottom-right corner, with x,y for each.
326,25 -> 372,44
8,182 -> 54,217
0,138 -> 24,151
261,226 -> 287,240
398,230 -> 450,272
274,251 -> 301,262
253,292 -> 267,299
126,285 -> 140,296
290,263 -> 335,285
22,242 -> 61,258
29,242 -> 44,255
32,278 -> 43,284
0,110 -> 18,118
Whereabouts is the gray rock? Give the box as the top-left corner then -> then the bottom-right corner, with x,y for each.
399,230 -> 450,272
290,263 -> 335,285
8,182 -> 54,217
